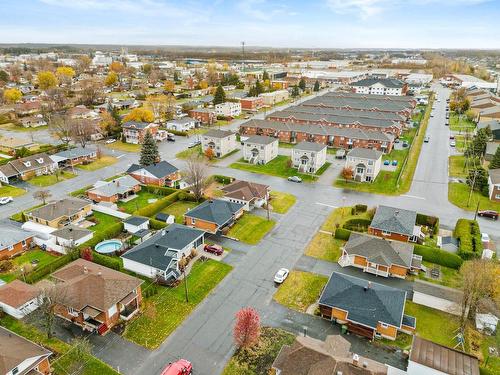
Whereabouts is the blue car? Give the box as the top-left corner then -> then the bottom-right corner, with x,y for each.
392,160 -> 398,166
384,160 -> 390,165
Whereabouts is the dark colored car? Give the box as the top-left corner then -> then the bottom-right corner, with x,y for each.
204,244 -> 224,256
478,210 -> 499,220
160,359 -> 192,375
167,135 -> 176,142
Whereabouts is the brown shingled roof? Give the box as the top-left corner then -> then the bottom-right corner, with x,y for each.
0,280 -> 40,309
221,180 -> 269,201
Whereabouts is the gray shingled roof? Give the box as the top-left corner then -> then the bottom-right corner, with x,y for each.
185,199 -> 244,225
124,216 -> 150,226
204,129 -> 236,138
0,223 -> 33,251
287,105 -> 405,122
294,141 -> 326,152
347,148 -> 383,160
51,225 -> 93,241
122,224 -> 204,269
370,205 -> 417,237
244,135 -> 278,145
351,78 -> 405,89
88,175 -> 139,197
319,272 -> 406,329
28,197 -> 89,222
344,232 -> 414,268
122,121 -> 150,129
127,161 -> 178,179
489,169 -> 500,185
52,147 -> 97,160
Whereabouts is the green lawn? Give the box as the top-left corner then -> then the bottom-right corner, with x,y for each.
88,212 -> 120,232
105,141 -> 140,153
270,191 -> 296,214
0,123 -> 48,132
417,261 -> 462,288
321,206 -> 372,233
449,182 -> 500,212
316,162 -> 332,175
0,316 -> 119,375
117,191 -> 162,214
0,184 -> 26,197
124,259 -> 232,349
28,171 -> 76,187
175,144 -> 202,159
227,214 -> 275,245
449,112 -> 476,132
76,155 -> 118,171
305,233 -> 343,263
273,271 -> 328,312
230,155 -> 321,182
449,155 -> 470,178
10,203 -> 44,222
278,142 -> 294,149
160,200 -> 198,223
222,327 -> 295,375
0,249 -> 59,283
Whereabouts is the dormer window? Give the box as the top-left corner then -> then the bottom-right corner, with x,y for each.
23,161 -> 31,167
37,158 -> 44,164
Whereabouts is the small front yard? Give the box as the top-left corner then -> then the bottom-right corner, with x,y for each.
28,171 -> 76,187
222,327 -> 295,375
449,112 -> 476,132
105,141 -> 141,153
117,191 -> 163,214
304,233 -> 343,263
321,206 -> 372,233
230,155 -> 326,182
269,191 -> 296,214
124,259 -> 232,349
160,200 -> 198,223
0,249 -> 60,283
449,155 -> 469,178
76,155 -> 118,171
227,214 -> 275,245
175,144 -> 202,159
449,182 -> 500,212
88,212 -> 120,232
0,184 -> 26,197
273,271 -> 328,312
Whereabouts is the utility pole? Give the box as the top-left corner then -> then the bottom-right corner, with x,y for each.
266,193 -> 270,221
183,267 -> 189,303
473,200 -> 480,221
467,169 -> 478,207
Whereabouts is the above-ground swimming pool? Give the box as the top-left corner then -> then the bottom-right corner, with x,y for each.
95,239 -> 123,254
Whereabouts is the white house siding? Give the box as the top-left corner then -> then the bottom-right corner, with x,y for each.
243,140 -> 278,164
412,291 -> 461,316
6,356 -> 46,375
91,204 -> 131,219
219,196 -> 251,211
407,361 -> 446,375
123,258 -> 161,279
202,134 -> 238,157
124,222 -> 149,234
0,298 -> 40,319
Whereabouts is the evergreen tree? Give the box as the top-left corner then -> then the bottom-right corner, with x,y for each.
299,77 -> 306,91
467,167 -> 489,196
262,71 -> 270,81
490,146 -> 500,170
313,80 -> 320,92
213,83 -> 226,105
173,71 -> 180,83
255,79 -> 264,95
291,85 -> 300,98
108,103 -> 122,126
139,131 -> 160,166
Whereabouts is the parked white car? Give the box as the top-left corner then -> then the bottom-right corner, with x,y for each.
105,138 -> 117,144
481,233 -> 490,244
0,196 -> 13,205
274,268 -> 289,284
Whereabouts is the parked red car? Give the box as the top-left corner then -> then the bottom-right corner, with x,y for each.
204,244 -> 223,256
160,359 -> 192,375
478,210 -> 499,220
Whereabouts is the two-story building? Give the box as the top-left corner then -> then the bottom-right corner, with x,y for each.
259,90 -> 289,106
488,169 -> 500,202
188,108 -> 216,125
291,141 -> 327,174
122,121 -> 158,144
242,135 -> 278,164
201,129 -> 238,158
26,197 -> 92,229
240,97 -> 264,112
344,148 -> 383,182
215,102 -> 241,118
368,205 -> 420,243
350,78 -> 408,96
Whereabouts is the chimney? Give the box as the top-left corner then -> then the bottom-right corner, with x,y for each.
368,281 -> 372,289
394,210 -> 399,216
362,362 -> 368,369
98,271 -> 102,276
83,266 -> 88,274
352,354 -> 359,367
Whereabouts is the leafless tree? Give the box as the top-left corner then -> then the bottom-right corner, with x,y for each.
35,284 -> 69,339
184,155 -> 209,201
79,79 -> 103,106
49,114 -> 72,146
70,118 -> 95,148
33,190 -> 52,205
459,259 -> 499,330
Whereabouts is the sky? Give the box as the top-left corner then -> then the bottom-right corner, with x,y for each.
0,0 -> 499,49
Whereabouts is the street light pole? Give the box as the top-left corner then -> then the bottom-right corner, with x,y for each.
183,267 -> 189,303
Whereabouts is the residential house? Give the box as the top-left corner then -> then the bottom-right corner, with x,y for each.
86,175 -> 141,203
165,117 -> 198,132
19,115 -> 47,128
350,78 -> 408,96
50,147 -> 98,168
345,148 -> 383,182
240,96 -> 264,111
201,129 -> 238,158
15,101 -> 42,116
292,141 -> 327,174
407,336 -> 479,375
479,106 -> 500,122
259,89 -> 289,106
0,136 -> 38,156
220,179 -> 270,211
242,135 -> 279,164
485,142 -> 498,161
488,169 -> 500,202
338,232 -> 422,278
67,105 -> 100,120
478,119 -> 500,141
368,205 -> 420,243
0,153 -> 57,183
0,223 -> 33,260
184,199 -> 244,234
0,326 -> 52,375
26,197 -> 92,228
123,216 -> 150,234
50,259 -> 143,334
127,161 -> 181,187
215,102 -> 241,118
122,121 -> 159,144
319,272 -> 416,340
188,108 -> 215,125
0,280 -> 40,319
51,225 -> 94,247
272,334 -> 389,375
122,224 -> 205,282
271,80 -> 289,90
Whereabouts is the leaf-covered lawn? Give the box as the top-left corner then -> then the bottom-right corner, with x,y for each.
228,214 -> 275,245
449,182 -> 500,212
76,155 -> 118,171
305,233 -> 343,263
269,191 -> 296,214
273,271 -> 328,312
124,259 -> 232,349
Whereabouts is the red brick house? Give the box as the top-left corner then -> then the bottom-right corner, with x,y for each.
184,199 -> 244,234
240,97 -> 264,111
127,161 -> 181,187
368,205 -> 420,243
86,175 -> 141,203
122,121 -> 159,144
50,259 -> 143,334
0,223 -> 33,260
188,108 -> 216,125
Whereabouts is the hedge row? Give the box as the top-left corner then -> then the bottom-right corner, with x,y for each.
413,244 -> 463,270
351,204 -> 367,215
134,191 -> 181,217
142,185 -> 178,196
416,213 -> 439,236
91,252 -> 123,271
167,129 -> 188,136
334,228 -> 351,241
454,219 -> 482,260
150,218 -> 168,229
212,175 -> 234,185
342,218 -> 371,232
24,252 -> 79,284
76,222 -> 124,251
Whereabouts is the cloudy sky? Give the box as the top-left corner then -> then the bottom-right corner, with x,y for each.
1,0 -> 499,48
